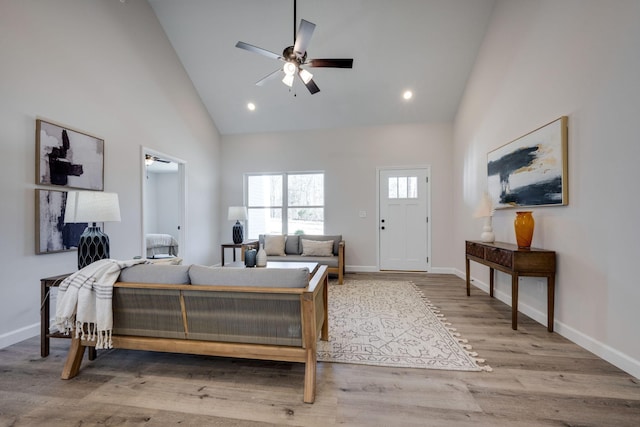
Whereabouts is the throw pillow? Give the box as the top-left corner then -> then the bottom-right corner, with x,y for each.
264,234 -> 286,256
301,239 -> 333,257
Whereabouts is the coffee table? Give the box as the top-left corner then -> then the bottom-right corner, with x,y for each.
225,261 -> 319,276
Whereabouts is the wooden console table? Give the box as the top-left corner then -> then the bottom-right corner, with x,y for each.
41,274 -> 96,360
465,240 -> 556,332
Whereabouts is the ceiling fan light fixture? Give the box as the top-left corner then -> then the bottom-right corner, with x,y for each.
299,68 -> 313,84
282,73 -> 295,87
283,61 -> 297,76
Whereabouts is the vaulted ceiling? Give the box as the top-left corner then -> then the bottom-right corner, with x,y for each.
148,0 -> 495,135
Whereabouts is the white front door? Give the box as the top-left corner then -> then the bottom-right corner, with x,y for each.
379,168 -> 430,271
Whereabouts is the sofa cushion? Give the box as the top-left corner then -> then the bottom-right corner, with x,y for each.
300,234 -> 342,255
301,239 -> 334,257
189,265 -> 308,288
285,234 -> 300,255
264,234 -> 286,256
118,264 -> 191,284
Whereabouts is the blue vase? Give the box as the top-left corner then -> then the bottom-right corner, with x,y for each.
244,249 -> 256,267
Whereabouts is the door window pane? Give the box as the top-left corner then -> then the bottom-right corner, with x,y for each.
398,177 -> 408,198
388,175 -> 418,199
388,177 -> 398,199
408,176 -> 418,198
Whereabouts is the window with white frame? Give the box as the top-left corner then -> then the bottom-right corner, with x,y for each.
387,175 -> 418,199
246,172 -> 324,238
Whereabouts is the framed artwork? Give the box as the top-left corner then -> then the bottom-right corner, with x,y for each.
36,119 -> 104,190
488,116 -> 568,209
35,189 -> 88,254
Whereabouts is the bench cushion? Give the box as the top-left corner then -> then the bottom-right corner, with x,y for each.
118,264 -> 191,284
189,265 -> 309,288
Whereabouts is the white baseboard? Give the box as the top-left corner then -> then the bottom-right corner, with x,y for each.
0,322 -> 40,350
345,265 -> 379,273
347,266 -> 457,274
459,268 -> 640,379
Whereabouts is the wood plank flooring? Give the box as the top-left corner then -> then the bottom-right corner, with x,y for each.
1,272 -> 639,426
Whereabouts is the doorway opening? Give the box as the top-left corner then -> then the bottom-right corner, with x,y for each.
141,147 -> 186,261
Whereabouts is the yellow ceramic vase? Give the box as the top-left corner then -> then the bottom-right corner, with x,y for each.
514,211 -> 534,249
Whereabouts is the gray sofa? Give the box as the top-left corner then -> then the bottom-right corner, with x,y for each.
259,234 -> 345,284
60,263 -> 329,404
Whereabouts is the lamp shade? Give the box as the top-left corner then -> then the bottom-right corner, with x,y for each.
473,192 -> 494,218
228,206 -> 247,221
64,191 -> 121,224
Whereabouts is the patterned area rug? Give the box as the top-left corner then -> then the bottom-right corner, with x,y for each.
317,279 -> 491,372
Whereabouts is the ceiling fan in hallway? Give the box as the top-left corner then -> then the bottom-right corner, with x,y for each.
235,0 -> 354,94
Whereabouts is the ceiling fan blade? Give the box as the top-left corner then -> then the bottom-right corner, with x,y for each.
256,68 -> 283,86
301,76 -> 320,95
306,58 -> 354,68
146,154 -> 170,163
293,19 -> 316,57
235,41 -> 283,61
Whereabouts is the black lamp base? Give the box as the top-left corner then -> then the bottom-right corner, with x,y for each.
232,221 -> 244,244
77,225 -> 110,269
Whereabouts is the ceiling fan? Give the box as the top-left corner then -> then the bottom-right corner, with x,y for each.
145,154 -> 170,166
235,0 -> 353,94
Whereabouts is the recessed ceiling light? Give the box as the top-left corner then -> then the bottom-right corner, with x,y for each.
247,102 -> 256,111
403,90 -> 413,100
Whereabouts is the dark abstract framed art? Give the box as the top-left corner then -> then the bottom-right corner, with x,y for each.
35,189 -> 89,254
488,116 -> 568,209
36,119 -> 104,190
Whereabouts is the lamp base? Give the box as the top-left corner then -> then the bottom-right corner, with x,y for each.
480,217 -> 495,243
77,225 -> 110,269
232,221 -> 244,244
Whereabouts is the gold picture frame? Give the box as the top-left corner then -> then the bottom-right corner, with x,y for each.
488,116 -> 568,208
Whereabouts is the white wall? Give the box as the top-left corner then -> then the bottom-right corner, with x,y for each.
454,0 -> 640,377
221,123 -> 454,271
0,0 -> 221,348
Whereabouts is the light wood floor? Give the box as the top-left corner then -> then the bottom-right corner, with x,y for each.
1,273 -> 639,426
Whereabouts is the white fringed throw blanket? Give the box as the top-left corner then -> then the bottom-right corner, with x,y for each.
53,258 -> 147,349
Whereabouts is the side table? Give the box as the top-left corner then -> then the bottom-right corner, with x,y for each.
220,240 -> 259,266
41,274 -> 96,360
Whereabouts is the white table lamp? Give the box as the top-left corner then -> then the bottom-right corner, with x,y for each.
64,191 -> 121,269
228,206 -> 247,244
